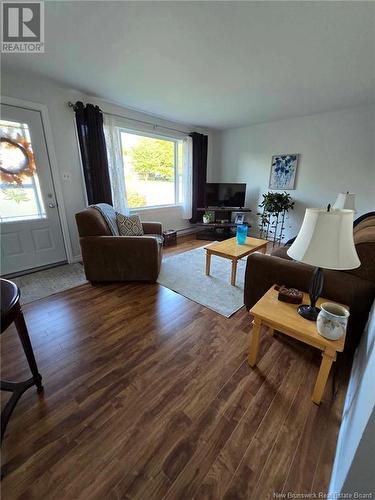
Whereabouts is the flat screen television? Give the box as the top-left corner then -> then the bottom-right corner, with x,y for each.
204,183 -> 246,208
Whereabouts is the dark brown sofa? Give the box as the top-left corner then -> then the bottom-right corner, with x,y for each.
244,213 -> 375,351
75,207 -> 163,282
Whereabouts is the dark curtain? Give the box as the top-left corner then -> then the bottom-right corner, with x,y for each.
74,101 -> 113,205
190,132 -> 208,223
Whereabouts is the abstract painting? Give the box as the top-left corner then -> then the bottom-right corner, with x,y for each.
269,154 -> 299,190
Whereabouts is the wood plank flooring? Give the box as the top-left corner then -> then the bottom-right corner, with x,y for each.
1,239 -> 350,499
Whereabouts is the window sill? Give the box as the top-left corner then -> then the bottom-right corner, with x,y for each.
130,204 -> 183,212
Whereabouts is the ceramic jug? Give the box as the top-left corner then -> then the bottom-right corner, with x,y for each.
317,302 -> 349,340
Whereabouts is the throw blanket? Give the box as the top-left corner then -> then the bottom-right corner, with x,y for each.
90,203 -> 120,236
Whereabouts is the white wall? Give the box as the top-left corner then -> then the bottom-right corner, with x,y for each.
1,71 -> 213,260
329,300 -> 375,495
212,106 -> 375,241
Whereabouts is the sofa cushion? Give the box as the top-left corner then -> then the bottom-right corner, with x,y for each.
348,223 -> 375,282
116,213 -> 144,236
354,215 -> 375,234
275,230 -> 375,284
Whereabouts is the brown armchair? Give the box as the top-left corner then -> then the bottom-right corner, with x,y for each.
244,213 -> 375,351
75,207 -> 163,282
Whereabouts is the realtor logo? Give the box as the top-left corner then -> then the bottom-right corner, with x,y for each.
1,1 -> 44,53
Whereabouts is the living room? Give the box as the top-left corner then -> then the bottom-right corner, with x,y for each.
0,1 -> 374,499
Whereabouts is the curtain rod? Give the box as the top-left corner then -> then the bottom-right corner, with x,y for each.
67,101 -> 192,136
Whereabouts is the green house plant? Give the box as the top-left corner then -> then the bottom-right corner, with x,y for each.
258,191 -> 294,245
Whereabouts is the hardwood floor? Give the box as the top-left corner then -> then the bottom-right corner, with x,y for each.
1,239 -> 350,499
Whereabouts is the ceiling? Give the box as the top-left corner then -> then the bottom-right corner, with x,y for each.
2,1 -> 374,129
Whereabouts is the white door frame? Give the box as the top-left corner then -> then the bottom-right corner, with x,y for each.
1,95 -> 74,263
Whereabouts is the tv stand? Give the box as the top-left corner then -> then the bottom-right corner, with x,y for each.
195,207 -> 251,241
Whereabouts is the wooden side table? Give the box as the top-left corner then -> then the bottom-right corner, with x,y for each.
248,285 -> 347,405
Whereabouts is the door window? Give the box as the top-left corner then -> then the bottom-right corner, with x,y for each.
0,120 -> 46,222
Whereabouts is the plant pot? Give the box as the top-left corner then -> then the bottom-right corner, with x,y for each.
316,302 -> 349,340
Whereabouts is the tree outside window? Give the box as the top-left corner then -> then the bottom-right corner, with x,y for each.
121,131 -> 181,208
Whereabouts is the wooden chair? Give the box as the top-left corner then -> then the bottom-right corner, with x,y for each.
1,278 -> 43,443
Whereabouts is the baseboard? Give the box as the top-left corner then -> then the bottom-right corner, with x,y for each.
70,254 -> 82,264
176,226 -> 200,236
3,260 -> 67,278
176,226 -> 204,242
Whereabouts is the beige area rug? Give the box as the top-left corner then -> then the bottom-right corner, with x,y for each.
157,245 -> 248,317
13,263 -> 87,305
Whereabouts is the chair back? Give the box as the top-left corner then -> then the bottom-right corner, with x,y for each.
75,207 -> 112,237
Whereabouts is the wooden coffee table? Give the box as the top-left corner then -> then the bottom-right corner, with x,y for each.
248,285 -> 347,404
204,236 -> 268,286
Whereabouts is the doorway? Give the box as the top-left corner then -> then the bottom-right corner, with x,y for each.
1,104 -> 67,275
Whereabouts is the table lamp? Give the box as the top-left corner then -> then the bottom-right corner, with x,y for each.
333,192 -> 356,211
287,207 -> 360,320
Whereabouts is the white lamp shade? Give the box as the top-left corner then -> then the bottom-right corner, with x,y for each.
287,208 -> 360,270
333,192 -> 356,211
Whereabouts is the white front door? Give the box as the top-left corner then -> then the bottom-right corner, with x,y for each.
0,104 -> 67,275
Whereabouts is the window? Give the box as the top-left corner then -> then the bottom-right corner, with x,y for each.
120,130 -> 183,209
0,120 -> 46,222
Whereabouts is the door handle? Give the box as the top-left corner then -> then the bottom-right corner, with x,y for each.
48,203 -> 56,208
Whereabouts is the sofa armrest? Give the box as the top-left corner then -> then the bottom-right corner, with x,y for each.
80,235 -> 161,282
142,222 -> 162,235
244,253 -> 312,311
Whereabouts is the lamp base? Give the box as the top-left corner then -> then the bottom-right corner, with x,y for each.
298,304 -> 320,321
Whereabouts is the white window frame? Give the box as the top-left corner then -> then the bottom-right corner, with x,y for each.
119,127 -> 182,210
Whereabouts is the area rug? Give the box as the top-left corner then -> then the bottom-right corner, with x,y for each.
157,246 -> 247,317
13,263 -> 87,305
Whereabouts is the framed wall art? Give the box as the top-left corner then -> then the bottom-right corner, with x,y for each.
269,154 -> 299,190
